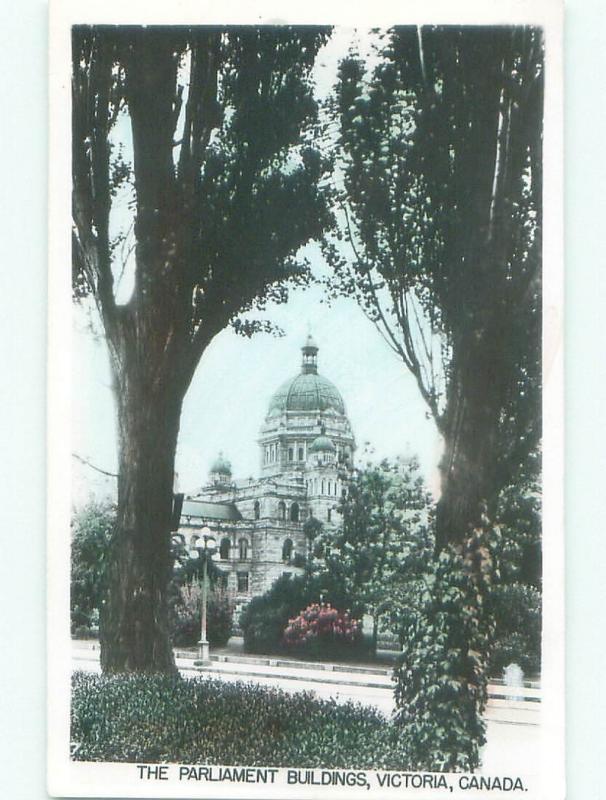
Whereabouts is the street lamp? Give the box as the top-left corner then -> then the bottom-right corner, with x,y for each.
188,526 -> 218,665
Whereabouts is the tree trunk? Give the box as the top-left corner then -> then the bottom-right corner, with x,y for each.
99,363 -> 183,673
435,327 -> 507,552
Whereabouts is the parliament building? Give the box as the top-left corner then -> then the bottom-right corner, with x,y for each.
175,335 -> 356,610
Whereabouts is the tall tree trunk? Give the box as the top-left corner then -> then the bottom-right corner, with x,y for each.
435,325 -> 507,552
99,361 -> 183,673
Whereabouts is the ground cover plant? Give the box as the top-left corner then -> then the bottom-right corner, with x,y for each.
71,671 -> 413,769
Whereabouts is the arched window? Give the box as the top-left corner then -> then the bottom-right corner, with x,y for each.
328,480 -> 332,495
282,538 -> 293,561
238,538 -> 249,560
290,502 -> 300,522
219,537 -> 230,560
321,479 -> 325,494
278,501 -> 286,520
327,508 -> 332,522
253,500 -> 260,520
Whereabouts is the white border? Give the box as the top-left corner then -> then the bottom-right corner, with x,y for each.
47,1 -> 564,797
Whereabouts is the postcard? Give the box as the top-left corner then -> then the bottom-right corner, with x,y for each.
48,0 -> 564,797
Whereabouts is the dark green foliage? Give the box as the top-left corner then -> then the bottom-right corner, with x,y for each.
488,583 -> 541,675
496,450 -> 542,587
71,671 -> 413,768
240,574 -> 354,655
312,456 -> 433,619
71,503 -> 115,634
392,522 -> 500,772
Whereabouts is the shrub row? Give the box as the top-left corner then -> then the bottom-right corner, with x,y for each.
71,671 -> 411,769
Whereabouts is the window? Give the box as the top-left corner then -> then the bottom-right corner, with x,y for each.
328,480 -> 332,495
278,501 -> 286,520
282,538 -> 293,561
321,479 -> 325,494
238,538 -> 249,560
298,447 -> 304,461
288,447 -> 294,462
253,500 -> 260,520
219,537 -> 230,560
327,508 -> 332,522
290,502 -> 300,522
237,572 -> 249,593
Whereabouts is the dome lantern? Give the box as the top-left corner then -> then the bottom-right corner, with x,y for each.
301,334 -> 319,375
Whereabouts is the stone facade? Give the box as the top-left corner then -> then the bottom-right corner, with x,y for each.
175,336 -> 355,610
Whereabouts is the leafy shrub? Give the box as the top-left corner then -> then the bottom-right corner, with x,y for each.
71,671 -> 412,769
283,603 -> 362,658
488,582 -> 541,675
170,583 -> 233,647
240,574 -> 354,655
71,502 -> 115,635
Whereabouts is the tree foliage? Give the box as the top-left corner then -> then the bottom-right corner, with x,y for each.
311,456 -> 433,617
392,513 -> 501,771
326,26 -> 543,547
71,502 -> 115,633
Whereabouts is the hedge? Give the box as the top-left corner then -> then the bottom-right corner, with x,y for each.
71,671 -> 411,769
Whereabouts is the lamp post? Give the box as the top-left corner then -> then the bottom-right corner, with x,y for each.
188,526 -> 217,666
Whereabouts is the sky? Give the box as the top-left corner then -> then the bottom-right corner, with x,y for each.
72,251 -> 443,506
71,27 -> 444,507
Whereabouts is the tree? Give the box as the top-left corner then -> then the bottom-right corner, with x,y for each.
324,27 -> 543,768
327,26 -> 543,549
71,501 -> 115,633
312,456 -> 433,620
72,26 -> 332,671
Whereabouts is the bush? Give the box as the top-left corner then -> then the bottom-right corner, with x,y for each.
488,582 -> 541,675
240,574 -> 354,655
71,671 -> 412,769
170,584 -> 233,647
71,502 -> 115,636
283,603 -> 362,659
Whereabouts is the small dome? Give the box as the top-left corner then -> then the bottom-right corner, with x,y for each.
309,434 -> 336,453
210,452 -> 232,476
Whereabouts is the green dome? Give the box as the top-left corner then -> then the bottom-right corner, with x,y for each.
309,433 -> 336,453
210,452 -> 232,475
268,373 -> 345,417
